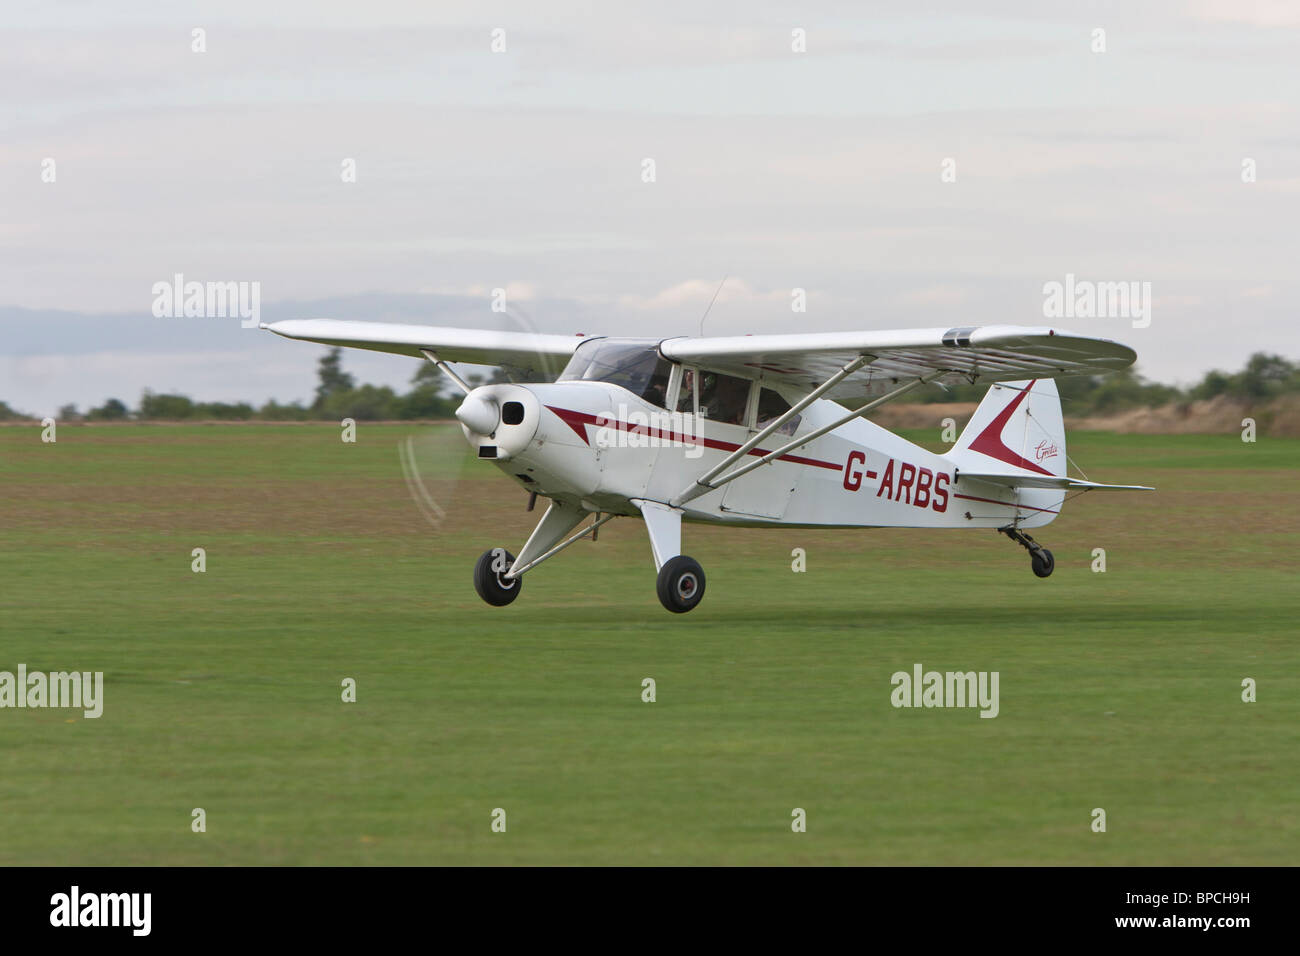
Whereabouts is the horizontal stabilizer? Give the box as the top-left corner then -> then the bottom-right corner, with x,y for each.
955,471 -> 1154,492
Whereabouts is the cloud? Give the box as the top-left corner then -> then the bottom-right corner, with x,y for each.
892,286 -> 975,307
614,278 -> 767,309
1191,0 -> 1300,27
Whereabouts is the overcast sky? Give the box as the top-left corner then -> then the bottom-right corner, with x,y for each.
3,0 -> 1298,415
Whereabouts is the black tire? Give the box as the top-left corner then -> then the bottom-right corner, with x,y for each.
1031,548 -> 1055,579
656,556 -> 706,613
474,548 -> 521,606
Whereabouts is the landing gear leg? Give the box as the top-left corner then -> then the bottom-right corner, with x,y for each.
634,498 -> 707,613
1000,526 -> 1055,578
473,500 -> 604,607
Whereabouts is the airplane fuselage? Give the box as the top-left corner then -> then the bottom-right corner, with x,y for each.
458,380 -> 1063,531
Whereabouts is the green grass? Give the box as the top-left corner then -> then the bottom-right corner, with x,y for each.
1,423 -> 1297,864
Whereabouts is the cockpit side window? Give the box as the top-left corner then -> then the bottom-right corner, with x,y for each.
558,340 -> 672,408
697,371 -> 752,426
675,367 -> 697,415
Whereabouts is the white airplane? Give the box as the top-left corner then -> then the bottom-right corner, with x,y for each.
264,320 -> 1152,613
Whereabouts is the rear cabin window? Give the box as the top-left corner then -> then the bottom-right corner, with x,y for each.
756,388 -> 800,435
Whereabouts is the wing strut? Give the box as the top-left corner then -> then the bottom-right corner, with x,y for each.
671,370 -> 946,507
504,510 -> 615,579
691,354 -> 871,492
419,348 -> 471,395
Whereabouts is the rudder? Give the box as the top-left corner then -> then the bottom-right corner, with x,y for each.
949,379 -> 1066,479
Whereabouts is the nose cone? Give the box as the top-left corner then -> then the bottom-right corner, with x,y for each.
455,391 -> 499,435
457,384 -> 540,462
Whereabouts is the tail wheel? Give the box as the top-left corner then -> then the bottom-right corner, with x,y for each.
656,556 -> 706,613
1031,548 -> 1055,578
474,548 -> 521,606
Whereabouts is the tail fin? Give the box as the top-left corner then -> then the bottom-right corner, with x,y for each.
949,379 -> 1066,479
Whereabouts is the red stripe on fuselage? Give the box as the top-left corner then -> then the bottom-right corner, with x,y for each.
952,492 -> 1059,515
543,405 -> 842,471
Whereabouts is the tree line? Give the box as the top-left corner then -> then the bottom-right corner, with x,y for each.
1,349 -> 1296,422
1,349 -> 507,422
910,352 -> 1299,415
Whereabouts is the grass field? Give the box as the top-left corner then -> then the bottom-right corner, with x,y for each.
1,423 -> 1297,865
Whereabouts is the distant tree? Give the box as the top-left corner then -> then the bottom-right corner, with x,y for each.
398,383 -> 457,419
1086,368 -> 1180,414
320,384 -> 399,421
257,399 -> 311,421
464,367 -> 512,388
411,360 -> 445,389
0,400 -> 30,421
1191,354 -> 1297,401
1238,353 -> 1295,399
58,403 -> 81,422
1191,370 -> 1231,401
314,348 -> 355,410
138,390 -> 195,419
86,398 -> 130,421
192,401 -> 256,420
912,365 -> 1185,416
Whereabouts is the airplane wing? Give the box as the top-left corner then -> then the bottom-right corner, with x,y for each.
261,319 -> 585,380
659,325 -> 1137,402
955,472 -> 1154,492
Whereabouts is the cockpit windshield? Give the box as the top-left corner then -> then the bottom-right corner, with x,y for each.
557,339 -> 672,408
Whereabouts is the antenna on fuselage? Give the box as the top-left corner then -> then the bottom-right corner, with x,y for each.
698,275 -> 728,337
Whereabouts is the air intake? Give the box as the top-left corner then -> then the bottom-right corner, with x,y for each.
501,401 -> 525,425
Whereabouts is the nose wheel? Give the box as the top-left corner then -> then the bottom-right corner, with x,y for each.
656,555 -> 706,613
1000,527 -> 1054,579
474,548 -> 521,606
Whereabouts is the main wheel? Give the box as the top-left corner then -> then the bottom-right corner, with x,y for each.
656,556 -> 706,613
1031,548 -> 1055,578
474,548 -> 521,606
